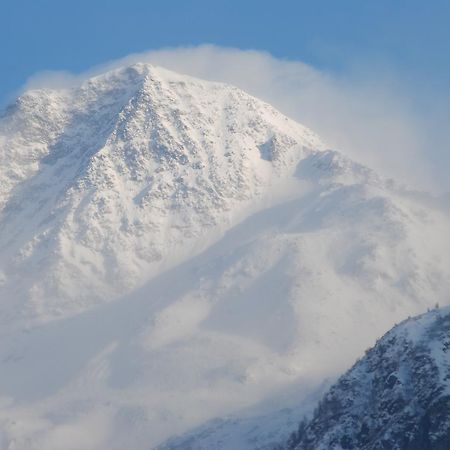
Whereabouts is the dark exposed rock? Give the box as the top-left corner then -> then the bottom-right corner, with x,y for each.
287,307 -> 450,450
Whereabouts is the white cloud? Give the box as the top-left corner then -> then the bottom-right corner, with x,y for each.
22,45 -> 449,192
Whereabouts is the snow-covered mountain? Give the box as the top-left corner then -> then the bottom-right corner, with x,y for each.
0,63 -> 449,450
286,306 -> 450,450
0,63 -> 323,328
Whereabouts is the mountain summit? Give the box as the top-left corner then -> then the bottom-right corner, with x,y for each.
0,64 -> 449,449
0,63 -> 323,325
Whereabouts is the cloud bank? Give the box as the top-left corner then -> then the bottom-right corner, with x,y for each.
23,45 -> 450,193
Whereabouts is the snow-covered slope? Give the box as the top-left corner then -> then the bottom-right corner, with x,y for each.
286,306 -> 450,450
0,64 -> 449,450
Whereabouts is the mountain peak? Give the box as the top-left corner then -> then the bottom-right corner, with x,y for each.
0,63 -> 325,326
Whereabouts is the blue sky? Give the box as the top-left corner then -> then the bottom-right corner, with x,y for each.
1,0 -> 450,191
2,0 -> 450,103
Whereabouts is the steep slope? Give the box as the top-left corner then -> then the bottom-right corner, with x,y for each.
0,64 -> 449,450
0,63 -> 321,327
287,307 -> 450,450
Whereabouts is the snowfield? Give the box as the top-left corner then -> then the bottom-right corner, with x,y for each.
0,63 -> 449,449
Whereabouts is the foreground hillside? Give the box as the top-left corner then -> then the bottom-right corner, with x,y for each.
287,306 -> 450,450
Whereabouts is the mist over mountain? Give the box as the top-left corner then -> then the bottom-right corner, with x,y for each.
0,63 -> 449,450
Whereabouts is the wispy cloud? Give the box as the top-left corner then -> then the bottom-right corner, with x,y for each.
22,45 -> 450,193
